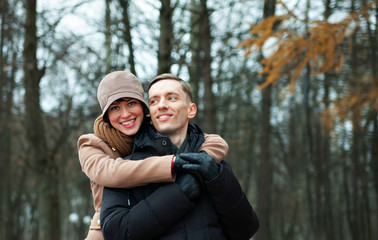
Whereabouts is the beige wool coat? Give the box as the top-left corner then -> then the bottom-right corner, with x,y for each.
77,133 -> 228,240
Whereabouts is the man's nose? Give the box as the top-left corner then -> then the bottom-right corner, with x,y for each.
157,99 -> 167,109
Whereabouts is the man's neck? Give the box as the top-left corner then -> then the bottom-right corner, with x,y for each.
169,134 -> 186,148
157,126 -> 188,148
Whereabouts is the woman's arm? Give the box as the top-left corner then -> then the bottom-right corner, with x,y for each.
199,134 -> 229,162
78,133 -> 228,188
78,134 -> 174,188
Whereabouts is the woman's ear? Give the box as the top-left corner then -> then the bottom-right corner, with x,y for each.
188,103 -> 197,119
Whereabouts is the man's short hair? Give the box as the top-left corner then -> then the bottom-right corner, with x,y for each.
148,73 -> 193,102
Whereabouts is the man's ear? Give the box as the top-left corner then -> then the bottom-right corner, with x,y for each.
188,103 -> 197,119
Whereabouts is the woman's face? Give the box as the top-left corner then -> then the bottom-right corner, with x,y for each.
107,98 -> 144,136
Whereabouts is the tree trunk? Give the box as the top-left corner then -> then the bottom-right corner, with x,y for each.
322,74 -> 336,240
105,0 -> 112,72
303,1 -> 317,236
0,1 -> 20,237
199,0 -> 215,133
365,1 -> 378,237
350,113 -> 364,240
23,0 -> 60,239
256,84 -> 273,240
157,0 -> 173,74
255,1 -> 275,239
119,0 -> 136,75
368,2 -> 378,238
372,111 -> 378,238
0,1 -> 9,237
189,0 -> 202,125
347,1 -> 366,238
312,1 -> 336,238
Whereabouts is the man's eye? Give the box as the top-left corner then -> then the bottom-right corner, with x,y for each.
149,100 -> 157,105
168,96 -> 176,101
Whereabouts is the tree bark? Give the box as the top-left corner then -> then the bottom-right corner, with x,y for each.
189,0 -> 202,125
322,1 -> 336,236
0,1 -> 17,238
369,2 -> 378,238
199,0 -> 215,133
157,0 -> 173,74
364,1 -> 378,237
350,113 -> 364,240
256,84 -> 273,240
119,0 -> 136,75
23,0 -> 60,239
105,0 -> 112,72
255,1 -> 275,239
322,74 -> 336,240
372,111 -> 378,238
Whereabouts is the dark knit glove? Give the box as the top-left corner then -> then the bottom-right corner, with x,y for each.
176,173 -> 201,201
172,155 -> 189,173
180,152 -> 221,183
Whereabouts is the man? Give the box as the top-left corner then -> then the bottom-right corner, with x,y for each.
100,73 -> 259,239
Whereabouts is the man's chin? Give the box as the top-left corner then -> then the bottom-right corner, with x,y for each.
154,126 -> 175,137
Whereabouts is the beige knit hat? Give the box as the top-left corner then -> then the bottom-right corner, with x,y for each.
97,71 -> 147,117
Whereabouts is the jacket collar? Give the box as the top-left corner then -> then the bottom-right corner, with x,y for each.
133,123 -> 205,154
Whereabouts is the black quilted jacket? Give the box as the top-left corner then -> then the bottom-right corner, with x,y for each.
100,123 -> 259,240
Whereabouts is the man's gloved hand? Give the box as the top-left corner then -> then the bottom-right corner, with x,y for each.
176,173 -> 201,200
172,155 -> 189,172
179,152 -> 221,183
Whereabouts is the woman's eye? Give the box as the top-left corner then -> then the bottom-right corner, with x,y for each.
128,101 -> 137,106
110,105 -> 119,111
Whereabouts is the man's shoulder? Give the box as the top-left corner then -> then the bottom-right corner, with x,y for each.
188,122 -> 204,134
187,123 -> 205,151
134,123 -> 156,141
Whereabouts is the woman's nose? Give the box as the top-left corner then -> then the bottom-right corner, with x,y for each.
120,107 -> 131,118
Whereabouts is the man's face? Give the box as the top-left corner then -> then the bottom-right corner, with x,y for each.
148,79 -> 196,139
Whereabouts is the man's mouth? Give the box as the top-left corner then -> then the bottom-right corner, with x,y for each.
157,114 -> 172,121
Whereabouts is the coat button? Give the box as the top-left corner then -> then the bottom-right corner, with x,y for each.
97,219 -> 100,226
162,140 -> 167,146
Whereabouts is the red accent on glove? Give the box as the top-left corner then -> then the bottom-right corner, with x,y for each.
171,156 -> 175,173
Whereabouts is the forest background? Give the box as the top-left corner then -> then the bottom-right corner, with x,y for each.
0,0 -> 377,239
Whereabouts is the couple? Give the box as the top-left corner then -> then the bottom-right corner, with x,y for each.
78,71 -> 259,240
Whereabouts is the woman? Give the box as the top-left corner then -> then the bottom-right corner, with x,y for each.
77,71 -> 228,240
